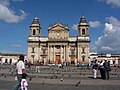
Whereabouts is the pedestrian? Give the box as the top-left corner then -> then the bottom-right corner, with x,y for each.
103,60 -> 111,80
12,55 -> 25,90
35,61 -> 40,73
92,60 -> 98,79
0,59 -> 2,65
99,60 -> 105,79
21,73 -> 28,90
27,61 -> 31,70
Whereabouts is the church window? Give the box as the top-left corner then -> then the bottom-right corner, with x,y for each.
82,47 -> 85,53
33,29 -> 36,35
43,50 -> 46,55
31,55 -> 35,63
82,56 -> 85,62
71,50 -> 75,55
82,29 -> 85,35
31,47 -> 35,53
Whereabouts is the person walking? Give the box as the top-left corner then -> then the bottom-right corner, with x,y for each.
99,60 -> 105,79
12,55 -> 25,90
35,61 -> 40,73
21,73 -> 28,90
103,60 -> 111,80
92,60 -> 98,79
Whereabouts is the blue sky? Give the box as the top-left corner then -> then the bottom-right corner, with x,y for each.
0,0 -> 120,54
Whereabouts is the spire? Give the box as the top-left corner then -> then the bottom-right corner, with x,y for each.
79,15 -> 89,26
80,15 -> 87,23
30,16 -> 40,27
32,16 -> 39,24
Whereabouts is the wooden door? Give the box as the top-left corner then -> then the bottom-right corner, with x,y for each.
71,57 -> 75,64
56,55 -> 60,64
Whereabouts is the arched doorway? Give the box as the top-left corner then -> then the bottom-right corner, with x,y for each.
71,56 -> 75,64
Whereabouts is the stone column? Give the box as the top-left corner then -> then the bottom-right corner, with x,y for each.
86,28 -> 88,36
53,46 -> 55,64
60,45 -> 62,64
51,46 -> 53,63
75,58 -> 77,66
64,46 -> 65,61
44,58 -> 46,65
39,45 -> 41,62
86,45 -> 89,63
47,44 -> 49,64
49,46 -> 51,63
75,47 -> 77,65
66,45 -> 68,62
67,45 -> 70,62
77,45 -> 80,63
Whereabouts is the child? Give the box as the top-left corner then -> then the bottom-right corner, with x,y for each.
21,73 -> 28,90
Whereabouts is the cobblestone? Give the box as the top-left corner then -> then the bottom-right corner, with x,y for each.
0,65 -> 120,90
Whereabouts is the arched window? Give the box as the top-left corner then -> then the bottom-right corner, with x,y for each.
82,47 -> 85,53
71,50 -> 75,55
33,29 -> 36,35
31,47 -> 35,53
82,29 -> 85,35
82,56 -> 85,62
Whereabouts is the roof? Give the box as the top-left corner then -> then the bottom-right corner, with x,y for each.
48,22 -> 69,31
0,54 -> 26,56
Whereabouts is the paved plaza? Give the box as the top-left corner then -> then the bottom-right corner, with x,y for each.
0,65 -> 120,90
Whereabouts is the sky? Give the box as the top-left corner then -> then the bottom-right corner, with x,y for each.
0,0 -> 120,54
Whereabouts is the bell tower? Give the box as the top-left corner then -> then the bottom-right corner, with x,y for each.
29,17 -> 41,37
28,17 -> 41,64
77,16 -> 90,64
78,16 -> 89,37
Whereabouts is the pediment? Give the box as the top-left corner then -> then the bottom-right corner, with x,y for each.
48,22 -> 69,31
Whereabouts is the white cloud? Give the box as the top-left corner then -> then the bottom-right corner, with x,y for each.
0,0 -> 9,6
72,24 -> 78,30
0,50 -> 13,54
89,21 -> 101,28
98,0 -> 120,7
11,44 -> 22,48
0,49 -> 26,54
0,44 -> 23,54
0,0 -> 27,23
90,45 -> 97,53
72,21 -> 101,30
95,16 -> 120,53
101,46 -> 113,51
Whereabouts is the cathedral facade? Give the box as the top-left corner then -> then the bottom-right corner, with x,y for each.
27,16 -> 90,65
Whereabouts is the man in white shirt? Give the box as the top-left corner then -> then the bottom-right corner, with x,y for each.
12,55 -> 25,90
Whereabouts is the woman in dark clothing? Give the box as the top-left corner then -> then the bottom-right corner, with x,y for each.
92,60 -> 98,79
99,60 -> 105,79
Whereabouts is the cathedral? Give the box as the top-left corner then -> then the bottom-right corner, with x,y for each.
27,16 -> 90,65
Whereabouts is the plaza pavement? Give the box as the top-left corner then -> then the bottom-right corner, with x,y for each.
0,65 -> 120,90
